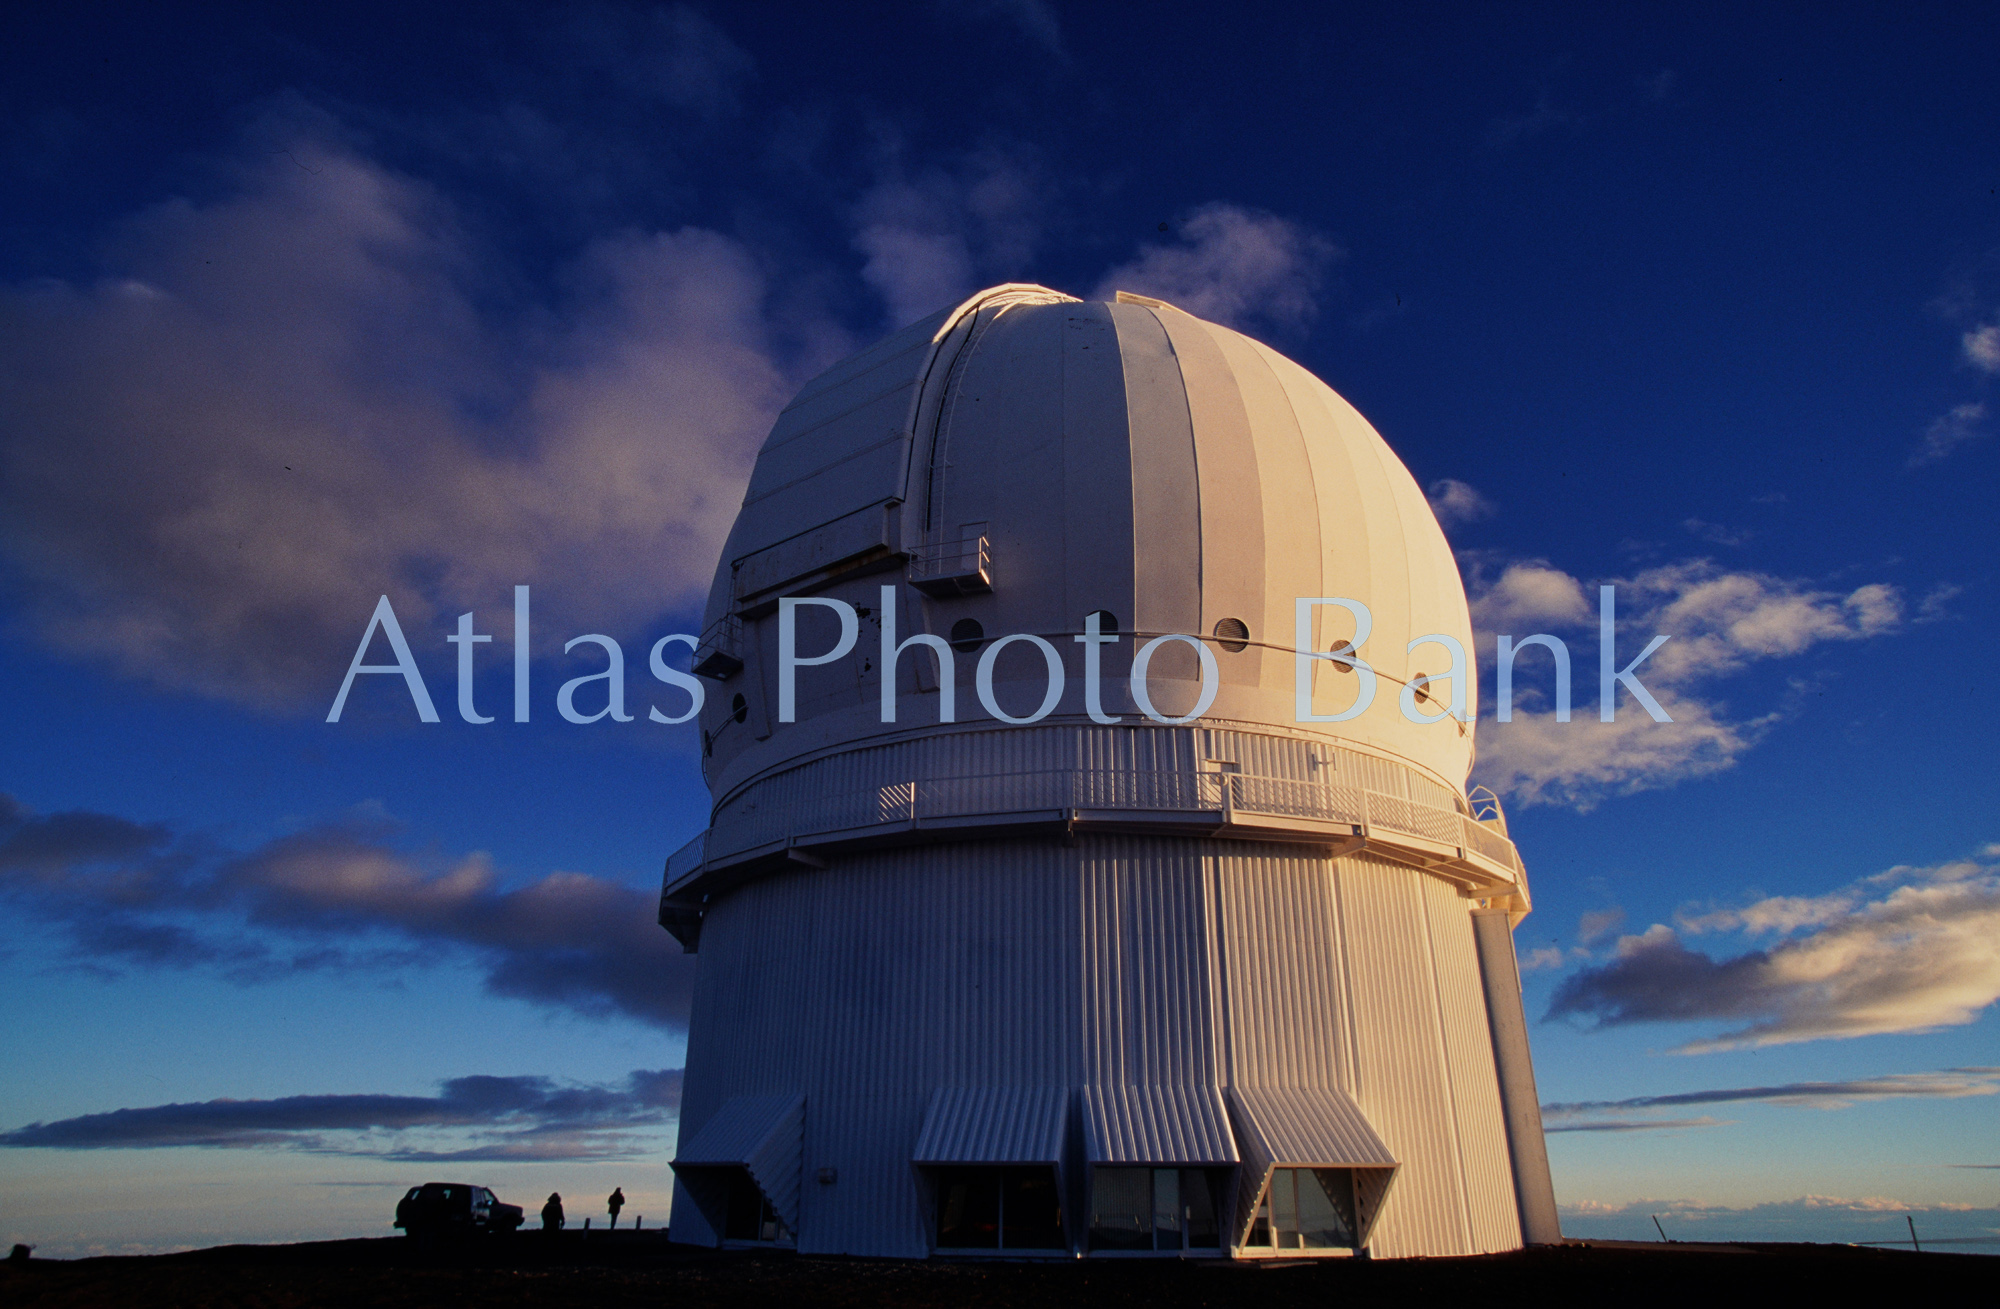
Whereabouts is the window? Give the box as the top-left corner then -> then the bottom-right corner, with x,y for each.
1088,1167 -> 1227,1253
1249,1168 -> 1356,1251
933,1166 -> 1064,1251
723,1170 -> 785,1243
949,618 -> 985,653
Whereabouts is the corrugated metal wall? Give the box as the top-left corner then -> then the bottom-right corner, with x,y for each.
672,836 -> 1520,1259
1421,874 -> 1524,1252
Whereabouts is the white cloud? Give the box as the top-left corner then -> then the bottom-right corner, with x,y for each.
852,147 -> 1046,329
1475,690 -> 1760,809
1578,907 -> 1627,945
1467,561 -> 1594,632
1911,400 -> 1987,466
1682,517 -> 1751,547
1473,561 -> 1902,807
0,138 -> 825,708
1091,203 -> 1340,335
1426,478 -> 1495,530
1630,564 -> 1900,683
1548,853 -> 2000,1050
1915,582 -> 1962,623
1522,944 -> 1590,973
1965,322 -> 2000,373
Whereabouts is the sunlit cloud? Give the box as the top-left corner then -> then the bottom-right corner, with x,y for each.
1426,478 -> 1496,531
0,134 -> 822,710
1469,559 -> 1901,807
1965,322 -> 2000,373
1545,1115 -> 1728,1134
851,145 -> 1047,329
1543,1067 -> 2000,1123
1546,852 -> 2000,1050
1091,202 -> 1340,335
1911,400 -> 1987,466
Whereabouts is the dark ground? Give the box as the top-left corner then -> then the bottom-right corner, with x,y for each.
3,1233 -> 1990,1308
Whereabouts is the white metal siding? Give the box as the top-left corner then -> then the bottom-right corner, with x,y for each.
1080,1084 -> 1238,1164
671,838 -> 1521,1259
1421,875 -> 1524,1252
912,1086 -> 1068,1163
1333,853 -> 1475,1258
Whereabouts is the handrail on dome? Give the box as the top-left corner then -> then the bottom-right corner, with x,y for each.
1467,786 -> 1508,836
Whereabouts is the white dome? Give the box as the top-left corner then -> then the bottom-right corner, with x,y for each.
697,284 -> 1476,798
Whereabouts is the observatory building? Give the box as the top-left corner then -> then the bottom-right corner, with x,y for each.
660,284 -> 1561,1259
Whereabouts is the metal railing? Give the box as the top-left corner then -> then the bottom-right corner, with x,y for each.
692,613 -> 744,679
702,764 -> 1520,878
906,535 -> 992,595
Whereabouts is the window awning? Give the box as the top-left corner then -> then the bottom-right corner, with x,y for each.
672,1092 -> 805,1231
1080,1084 -> 1239,1164
1225,1086 -> 1399,1250
911,1086 -> 1067,1164
1226,1085 -> 1396,1167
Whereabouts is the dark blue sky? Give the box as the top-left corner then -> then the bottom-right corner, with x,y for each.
2,2 -> 1996,1253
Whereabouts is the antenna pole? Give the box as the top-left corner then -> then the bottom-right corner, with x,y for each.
1652,1215 -> 1668,1242
1907,1215 -> 1921,1253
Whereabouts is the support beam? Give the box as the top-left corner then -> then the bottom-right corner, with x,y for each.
1471,909 -> 1563,1246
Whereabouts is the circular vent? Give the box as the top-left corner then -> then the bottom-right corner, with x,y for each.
1213,617 -> 1250,652
1086,610 -> 1120,633
949,618 -> 985,653
731,693 -> 749,724
1328,640 -> 1356,672
1412,674 -> 1431,705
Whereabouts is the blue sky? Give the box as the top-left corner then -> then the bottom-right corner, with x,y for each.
2,1 -> 1997,1256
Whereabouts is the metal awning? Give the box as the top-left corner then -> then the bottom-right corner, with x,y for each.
1226,1086 -> 1395,1167
911,1086 -> 1067,1165
673,1093 -> 805,1231
1081,1084 -> 1239,1164
1225,1086 -> 1399,1250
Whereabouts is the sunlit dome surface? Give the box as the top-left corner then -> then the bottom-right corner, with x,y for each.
699,284 -> 1477,795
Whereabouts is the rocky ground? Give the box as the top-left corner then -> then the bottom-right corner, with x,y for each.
3,1233 -> 1989,1308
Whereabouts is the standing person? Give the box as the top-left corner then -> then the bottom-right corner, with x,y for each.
541,1192 -> 565,1233
607,1187 -> 625,1230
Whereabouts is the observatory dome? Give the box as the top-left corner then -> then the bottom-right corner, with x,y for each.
662,286 -> 1556,1263
695,284 -> 1475,798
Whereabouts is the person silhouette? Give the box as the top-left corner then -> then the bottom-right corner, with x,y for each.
541,1192 -> 565,1233
607,1187 -> 626,1229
